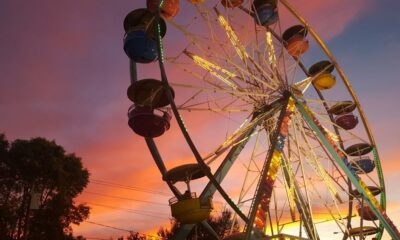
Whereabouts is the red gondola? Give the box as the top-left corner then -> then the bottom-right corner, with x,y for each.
335,113 -> 358,130
357,203 -> 378,221
128,106 -> 171,138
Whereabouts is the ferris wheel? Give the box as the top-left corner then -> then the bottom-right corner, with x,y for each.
121,0 -> 400,239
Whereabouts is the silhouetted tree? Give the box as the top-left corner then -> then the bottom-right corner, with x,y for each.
158,209 -> 240,239
116,231 -> 153,240
0,134 -> 90,239
126,232 -> 147,240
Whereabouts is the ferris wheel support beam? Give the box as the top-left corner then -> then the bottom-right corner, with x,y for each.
245,92 -> 293,239
293,96 -> 400,240
174,124 -> 256,240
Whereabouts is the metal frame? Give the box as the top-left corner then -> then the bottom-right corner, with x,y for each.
123,0 -> 394,239
245,94 -> 291,239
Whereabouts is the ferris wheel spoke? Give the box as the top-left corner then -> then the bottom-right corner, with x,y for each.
305,176 -> 348,235
179,49 -> 280,101
170,82 -> 270,98
204,100 -> 283,164
277,150 -> 320,239
280,153 -> 298,222
168,20 -> 266,93
167,64 -> 259,105
214,7 -> 248,62
177,107 -> 250,112
214,7 -> 282,90
223,55 -> 280,92
176,94 -> 244,110
292,128 -> 319,239
292,114 -> 343,204
264,30 -> 290,91
265,31 -> 277,69
183,49 -> 242,90
295,130 -> 351,194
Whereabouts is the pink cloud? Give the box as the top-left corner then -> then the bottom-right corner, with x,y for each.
280,0 -> 375,40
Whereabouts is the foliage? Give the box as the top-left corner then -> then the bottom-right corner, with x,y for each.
115,231 -> 153,240
111,209 -> 240,240
157,209 -> 240,239
0,134 -> 90,240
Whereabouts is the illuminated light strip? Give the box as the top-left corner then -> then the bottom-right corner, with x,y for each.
359,181 -> 381,209
184,50 -> 239,90
322,126 -> 340,143
302,103 -> 347,159
266,31 -> 277,68
216,12 -> 248,61
189,53 -> 236,78
157,25 -> 165,62
253,98 -> 295,231
214,9 -> 280,91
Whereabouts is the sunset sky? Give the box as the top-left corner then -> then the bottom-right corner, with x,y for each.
1,0 -> 400,239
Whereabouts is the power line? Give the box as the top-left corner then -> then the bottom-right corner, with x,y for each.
85,220 -> 132,232
84,220 -> 163,239
89,179 -> 170,196
83,191 -> 168,206
81,201 -> 170,219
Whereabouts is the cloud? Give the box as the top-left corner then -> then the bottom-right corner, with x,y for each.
281,0 -> 375,40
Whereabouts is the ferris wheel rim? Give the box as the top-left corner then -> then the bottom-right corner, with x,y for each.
125,0 -> 395,239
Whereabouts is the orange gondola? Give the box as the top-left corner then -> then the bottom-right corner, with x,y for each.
147,0 -> 179,19
283,25 -> 309,57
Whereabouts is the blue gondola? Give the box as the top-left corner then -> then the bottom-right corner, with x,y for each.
123,9 -> 166,63
252,0 -> 278,26
124,32 -> 158,63
351,158 -> 375,174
